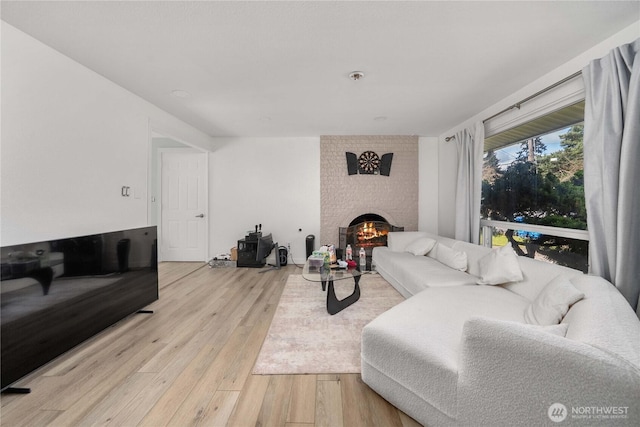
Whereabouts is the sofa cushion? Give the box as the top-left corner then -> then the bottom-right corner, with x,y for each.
524,275 -> 584,325
451,240 -> 492,277
362,286 -> 530,419
434,244 -> 467,271
404,236 -> 437,256
372,247 -> 477,297
476,244 -> 523,285
500,256 -> 582,302
387,231 -> 430,252
426,234 -> 462,259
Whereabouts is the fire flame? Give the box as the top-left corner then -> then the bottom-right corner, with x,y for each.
357,222 -> 388,241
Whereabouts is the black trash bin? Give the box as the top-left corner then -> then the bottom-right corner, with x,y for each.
305,234 -> 315,258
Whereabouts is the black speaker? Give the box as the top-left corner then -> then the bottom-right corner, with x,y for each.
278,246 -> 288,266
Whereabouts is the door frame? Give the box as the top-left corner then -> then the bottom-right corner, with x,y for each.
149,134 -> 209,262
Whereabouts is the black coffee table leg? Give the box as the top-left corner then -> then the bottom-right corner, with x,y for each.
326,275 -> 361,315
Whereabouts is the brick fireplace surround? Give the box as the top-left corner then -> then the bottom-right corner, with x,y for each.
320,135 -> 419,246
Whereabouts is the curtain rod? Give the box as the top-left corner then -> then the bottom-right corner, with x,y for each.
445,70 -> 583,142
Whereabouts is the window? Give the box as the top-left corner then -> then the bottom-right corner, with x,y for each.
481,101 -> 588,272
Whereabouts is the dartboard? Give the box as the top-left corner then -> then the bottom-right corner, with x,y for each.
358,151 -> 380,174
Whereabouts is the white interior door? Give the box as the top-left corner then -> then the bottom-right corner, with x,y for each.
160,151 -> 207,261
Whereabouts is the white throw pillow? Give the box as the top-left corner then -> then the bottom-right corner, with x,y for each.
404,237 -> 437,256
426,243 -> 438,259
476,243 -> 523,285
524,276 -> 585,325
435,244 -> 468,271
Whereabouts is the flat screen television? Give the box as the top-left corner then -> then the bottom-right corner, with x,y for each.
256,233 -> 274,262
0,226 -> 158,391
255,233 -> 283,272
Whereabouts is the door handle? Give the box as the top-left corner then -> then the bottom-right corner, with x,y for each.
195,214 -> 204,218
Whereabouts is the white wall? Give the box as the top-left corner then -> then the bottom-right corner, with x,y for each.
437,20 -> 640,238
209,137 -> 320,264
418,137 -> 439,234
1,23 -> 214,246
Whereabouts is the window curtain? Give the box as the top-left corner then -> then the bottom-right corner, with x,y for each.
454,121 -> 484,244
583,38 -> 640,315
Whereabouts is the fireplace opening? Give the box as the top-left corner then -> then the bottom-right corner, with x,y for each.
349,214 -> 391,249
350,213 -> 387,227
339,214 -> 403,258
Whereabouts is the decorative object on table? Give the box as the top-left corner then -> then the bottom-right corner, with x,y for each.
345,151 -> 394,176
314,247 -> 332,266
328,244 -> 337,264
307,254 -> 324,273
359,247 -> 367,271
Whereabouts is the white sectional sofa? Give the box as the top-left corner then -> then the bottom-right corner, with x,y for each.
363,232 -> 640,426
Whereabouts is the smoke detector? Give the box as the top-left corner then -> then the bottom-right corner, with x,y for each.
349,71 -> 365,81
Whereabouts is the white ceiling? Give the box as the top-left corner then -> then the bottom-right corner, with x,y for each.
2,1 -> 639,138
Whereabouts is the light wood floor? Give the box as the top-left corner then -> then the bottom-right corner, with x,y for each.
1,262 -> 421,427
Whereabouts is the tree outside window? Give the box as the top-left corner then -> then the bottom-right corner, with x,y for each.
481,124 -> 588,271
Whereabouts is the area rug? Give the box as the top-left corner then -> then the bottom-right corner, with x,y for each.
253,273 -> 404,375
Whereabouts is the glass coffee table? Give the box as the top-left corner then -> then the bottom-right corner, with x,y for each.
302,261 -> 363,315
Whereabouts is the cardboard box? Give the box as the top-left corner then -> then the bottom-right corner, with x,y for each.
230,247 -> 238,261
